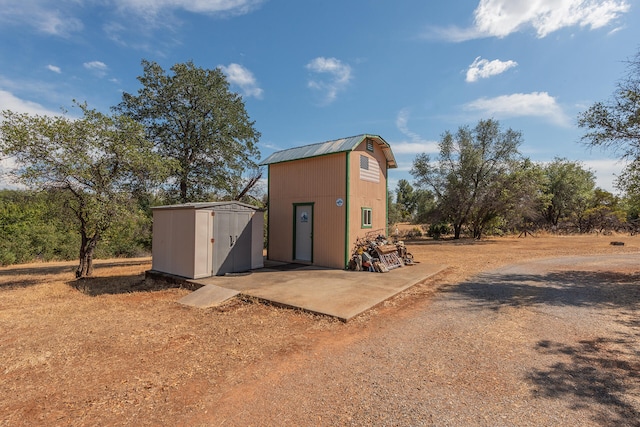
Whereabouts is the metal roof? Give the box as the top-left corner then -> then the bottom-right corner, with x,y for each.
151,201 -> 263,211
259,134 -> 397,168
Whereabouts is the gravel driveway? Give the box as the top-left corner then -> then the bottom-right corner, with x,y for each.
200,254 -> 639,426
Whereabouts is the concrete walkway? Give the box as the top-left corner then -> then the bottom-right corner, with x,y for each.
187,262 -> 446,321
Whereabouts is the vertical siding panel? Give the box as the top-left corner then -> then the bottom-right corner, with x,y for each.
268,153 -> 346,268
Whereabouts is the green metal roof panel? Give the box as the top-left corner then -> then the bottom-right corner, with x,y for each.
260,134 -> 397,168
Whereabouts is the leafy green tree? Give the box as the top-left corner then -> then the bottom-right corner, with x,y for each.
117,60 -> 261,203
579,189 -> 626,234
578,50 -> 640,161
395,179 -> 416,221
0,190 -> 77,265
387,193 -> 402,225
411,119 -> 523,239
0,103 -> 170,277
541,158 -> 595,230
412,188 -> 436,225
578,49 -> 640,203
500,159 -> 549,235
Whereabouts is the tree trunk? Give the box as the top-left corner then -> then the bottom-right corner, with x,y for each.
234,172 -> 262,201
180,179 -> 188,204
473,225 -> 482,240
453,223 -> 462,239
76,233 -> 99,278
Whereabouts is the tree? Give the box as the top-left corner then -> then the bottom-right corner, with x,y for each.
411,119 -> 522,239
579,189 -> 626,234
117,60 -> 261,203
617,160 -> 640,218
396,179 -> 416,221
0,103 -> 170,277
541,158 -> 595,230
0,190 -> 77,265
578,50 -> 640,161
387,193 -> 402,225
412,188 -> 436,225
501,159 -> 549,235
578,49 -> 640,201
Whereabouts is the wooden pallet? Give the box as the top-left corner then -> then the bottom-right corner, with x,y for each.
377,252 -> 403,270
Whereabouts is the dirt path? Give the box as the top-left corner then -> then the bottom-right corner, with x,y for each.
192,254 -> 640,426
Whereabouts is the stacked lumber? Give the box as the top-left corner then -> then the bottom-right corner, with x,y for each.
348,233 -> 415,273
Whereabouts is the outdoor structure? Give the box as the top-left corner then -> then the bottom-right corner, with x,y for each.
260,134 -> 397,269
151,202 -> 264,279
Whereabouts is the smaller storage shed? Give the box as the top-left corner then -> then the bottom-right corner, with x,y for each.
151,202 -> 264,279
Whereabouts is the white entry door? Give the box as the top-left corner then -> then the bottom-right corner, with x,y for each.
294,204 -> 313,262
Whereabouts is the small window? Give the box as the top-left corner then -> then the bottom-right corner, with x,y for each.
366,139 -> 374,152
362,207 -> 372,228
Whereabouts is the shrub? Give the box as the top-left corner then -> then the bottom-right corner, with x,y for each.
427,222 -> 451,239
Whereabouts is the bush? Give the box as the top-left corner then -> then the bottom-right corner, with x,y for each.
0,189 -> 154,265
427,222 -> 451,239
405,227 -> 423,238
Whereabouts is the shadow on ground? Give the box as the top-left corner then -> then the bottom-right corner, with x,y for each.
0,259 -> 150,278
529,338 -> 640,426
0,278 -> 42,290
447,265 -> 640,426
70,272 -> 182,296
447,270 -> 640,310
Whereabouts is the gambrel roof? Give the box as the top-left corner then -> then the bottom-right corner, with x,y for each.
260,134 -> 397,169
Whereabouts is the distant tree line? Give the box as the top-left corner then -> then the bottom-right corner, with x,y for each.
0,189 -> 155,266
390,148 -> 633,239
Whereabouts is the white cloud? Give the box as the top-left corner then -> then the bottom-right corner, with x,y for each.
306,57 -> 352,105
113,0 -> 264,16
391,141 -> 440,155
432,0 -> 630,41
0,1 -> 83,37
466,57 -> 518,82
394,108 -> 439,154
463,92 -> 570,126
219,63 -> 263,99
0,89 -> 59,116
582,158 -> 627,193
83,61 -> 108,77
46,64 -> 61,74
0,1 -> 263,37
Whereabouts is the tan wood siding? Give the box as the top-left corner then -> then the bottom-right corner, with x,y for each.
348,141 -> 388,254
268,153 -> 347,268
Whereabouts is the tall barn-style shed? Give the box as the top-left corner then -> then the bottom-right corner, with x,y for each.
261,134 -> 397,269
151,202 -> 263,279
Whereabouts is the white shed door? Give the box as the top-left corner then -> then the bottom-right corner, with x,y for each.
294,204 -> 313,262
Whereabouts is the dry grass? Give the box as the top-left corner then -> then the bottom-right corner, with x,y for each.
1,234 -> 638,426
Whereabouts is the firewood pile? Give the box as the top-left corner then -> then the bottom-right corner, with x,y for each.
348,230 -> 416,272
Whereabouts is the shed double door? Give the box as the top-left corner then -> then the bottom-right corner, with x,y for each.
213,211 -> 252,275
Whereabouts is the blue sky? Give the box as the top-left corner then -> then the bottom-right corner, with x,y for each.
1,0 -> 638,193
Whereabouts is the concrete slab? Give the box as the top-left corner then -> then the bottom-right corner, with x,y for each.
190,262 -> 445,321
178,284 -> 240,308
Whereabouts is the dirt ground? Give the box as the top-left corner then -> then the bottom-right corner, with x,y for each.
1,233 -> 638,426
